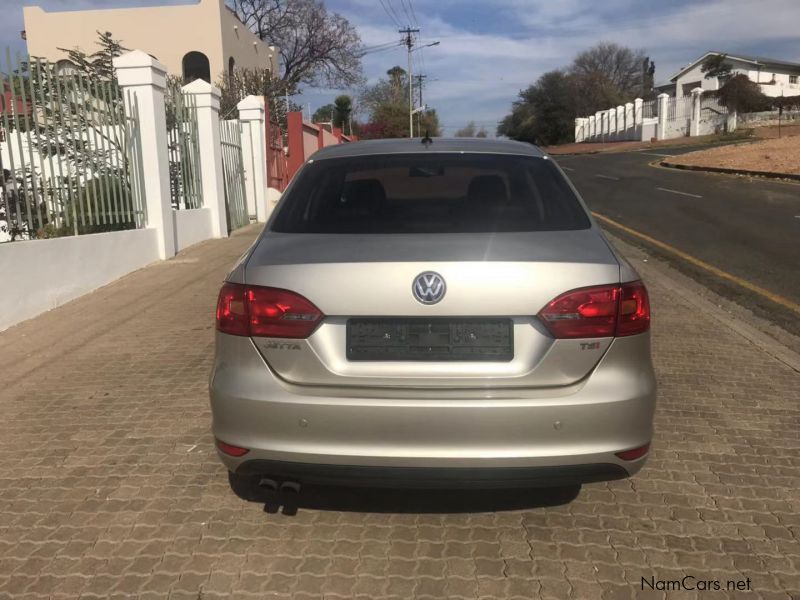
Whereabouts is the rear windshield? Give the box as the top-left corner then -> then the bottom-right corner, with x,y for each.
270,153 -> 590,234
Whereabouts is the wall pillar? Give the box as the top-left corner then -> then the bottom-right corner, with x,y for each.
182,79 -> 228,237
588,115 -> 595,139
656,93 -> 670,140
595,111 -> 603,142
114,50 -> 175,259
624,102 -> 635,139
574,118 -> 584,143
237,96 -> 268,222
615,105 -> 625,140
690,87 -> 703,137
633,98 -> 643,128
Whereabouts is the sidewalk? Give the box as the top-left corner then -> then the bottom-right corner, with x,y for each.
0,226 -> 798,600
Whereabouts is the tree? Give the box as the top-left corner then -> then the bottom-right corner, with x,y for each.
498,70 -> 574,145
216,67 -> 299,129
312,95 -> 353,130
358,66 -> 440,139
229,0 -> 363,89
455,122 -> 477,137
499,42 -> 647,145
57,31 -> 129,80
454,122 -> 488,138
570,42 -> 647,116
701,53 -> 733,82
716,74 -> 769,113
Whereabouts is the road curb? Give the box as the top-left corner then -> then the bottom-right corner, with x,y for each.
660,160 -> 800,182
606,232 -> 800,374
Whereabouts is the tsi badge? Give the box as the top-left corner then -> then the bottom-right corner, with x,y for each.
413,272 -> 446,305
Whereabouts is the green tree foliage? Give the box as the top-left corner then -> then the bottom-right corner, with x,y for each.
701,53 -> 733,82
716,74 -> 770,113
57,31 -> 129,80
359,67 -> 440,139
312,95 -> 353,130
499,42 -> 647,145
498,70 -> 575,145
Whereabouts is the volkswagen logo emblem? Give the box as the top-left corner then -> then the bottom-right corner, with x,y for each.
413,272 -> 446,305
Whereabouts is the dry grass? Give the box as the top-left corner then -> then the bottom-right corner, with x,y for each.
667,133 -> 800,175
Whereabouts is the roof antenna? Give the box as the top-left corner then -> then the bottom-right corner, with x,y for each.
421,129 -> 433,146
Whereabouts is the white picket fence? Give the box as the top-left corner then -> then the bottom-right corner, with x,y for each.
575,91 -> 735,143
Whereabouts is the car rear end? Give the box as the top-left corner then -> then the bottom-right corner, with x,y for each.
209,139 -> 656,489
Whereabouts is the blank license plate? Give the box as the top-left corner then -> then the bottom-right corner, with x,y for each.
347,318 -> 513,361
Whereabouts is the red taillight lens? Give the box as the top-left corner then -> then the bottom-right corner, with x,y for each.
247,286 -> 323,338
616,281 -> 650,337
538,281 -> 650,339
216,282 -> 249,336
615,442 -> 650,461
538,284 -> 619,338
215,283 -> 323,338
215,438 -> 249,457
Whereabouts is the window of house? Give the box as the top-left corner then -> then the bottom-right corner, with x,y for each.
791,75 -> 798,84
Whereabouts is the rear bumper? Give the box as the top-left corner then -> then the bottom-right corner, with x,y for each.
236,459 -> 628,488
209,332 -> 656,484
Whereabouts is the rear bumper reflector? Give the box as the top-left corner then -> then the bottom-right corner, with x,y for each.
615,442 -> 650,461
215,438 -> 250,457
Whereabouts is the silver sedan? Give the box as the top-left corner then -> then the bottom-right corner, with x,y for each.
209,138 -> 656,495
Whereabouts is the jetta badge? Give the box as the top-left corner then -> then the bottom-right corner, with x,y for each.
413,272 -> 446,305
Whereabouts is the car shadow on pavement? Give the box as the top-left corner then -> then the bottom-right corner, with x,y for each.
253,484 -> 581,515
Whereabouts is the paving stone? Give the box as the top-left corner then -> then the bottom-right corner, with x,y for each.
0,225 -> 798,599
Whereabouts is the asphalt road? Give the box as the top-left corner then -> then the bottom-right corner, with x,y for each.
554,146 -> 800,336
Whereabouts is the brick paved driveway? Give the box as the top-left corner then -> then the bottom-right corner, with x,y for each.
1,226 -> 798,600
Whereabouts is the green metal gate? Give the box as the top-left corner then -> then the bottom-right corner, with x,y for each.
219,119 -> 248,232
0,50 -> 146,241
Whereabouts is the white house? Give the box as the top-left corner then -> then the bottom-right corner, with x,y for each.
657,51 -> 800,98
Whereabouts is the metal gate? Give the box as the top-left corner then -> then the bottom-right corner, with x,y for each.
1,52 -> 145,242
219,119 -> 248,232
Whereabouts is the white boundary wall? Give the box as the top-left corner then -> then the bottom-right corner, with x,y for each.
0,228 -> 160,331
575,91 -> 735,143
173,208 -> 214,252
0,51 -> 270,332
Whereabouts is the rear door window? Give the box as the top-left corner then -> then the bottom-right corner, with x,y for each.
270,153 -> 590,234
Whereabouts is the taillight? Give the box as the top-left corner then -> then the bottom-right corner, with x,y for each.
616,281 -> 650,336
216,282 -> 249,336
215,283 -> 323,338
538,281 -> 650,339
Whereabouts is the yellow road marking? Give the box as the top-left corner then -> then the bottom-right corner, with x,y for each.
592,211 -> 800,315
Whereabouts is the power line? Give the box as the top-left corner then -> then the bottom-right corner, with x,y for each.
377,0 -> 401,27
407,0 -> 419,26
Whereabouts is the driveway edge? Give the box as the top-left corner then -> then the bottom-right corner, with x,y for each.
607,232 -> 800,374
660,160 -> 800,182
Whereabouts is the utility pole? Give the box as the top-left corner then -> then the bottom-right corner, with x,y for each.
399,27 -> 419,138
414,74 -> 427,136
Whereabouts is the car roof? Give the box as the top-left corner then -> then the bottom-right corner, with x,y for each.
310,137 -> 546,160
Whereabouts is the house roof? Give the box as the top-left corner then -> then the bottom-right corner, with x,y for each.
669,51 -> 800,82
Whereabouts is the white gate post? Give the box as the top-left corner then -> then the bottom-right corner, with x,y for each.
114,50 -> 175,259
588,115 -> 596,140
616,105 -> 625,140
690,87 -> 703,137
634,98 -> 643,127
183,79 -> 228,238
595,111 -> 603,142
656,93 -> 670,140
237,96 -> 268,222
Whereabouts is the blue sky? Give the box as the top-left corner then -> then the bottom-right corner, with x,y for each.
2,0 -> 799,134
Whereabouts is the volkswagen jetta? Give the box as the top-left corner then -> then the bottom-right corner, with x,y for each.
210,138 -> 655,494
